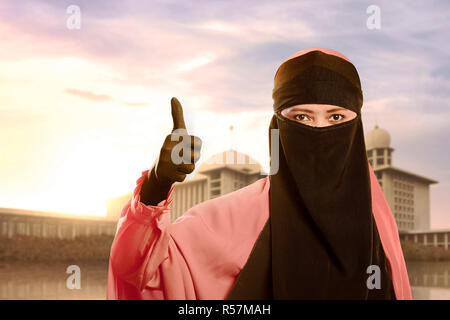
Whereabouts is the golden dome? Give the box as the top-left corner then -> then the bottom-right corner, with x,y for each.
365,125 -> 391,150
196,149 -> 262,175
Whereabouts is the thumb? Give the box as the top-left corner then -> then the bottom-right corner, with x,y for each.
171,97 -> 187,133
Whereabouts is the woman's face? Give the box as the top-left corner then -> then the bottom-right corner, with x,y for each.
280,104 -> 357,127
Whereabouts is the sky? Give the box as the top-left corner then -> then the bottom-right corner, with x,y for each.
0,0 -> 449,228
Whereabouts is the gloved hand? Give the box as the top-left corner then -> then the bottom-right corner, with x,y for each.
140,97 -> 202,206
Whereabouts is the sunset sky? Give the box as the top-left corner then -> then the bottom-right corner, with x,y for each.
0,0 -> 449,228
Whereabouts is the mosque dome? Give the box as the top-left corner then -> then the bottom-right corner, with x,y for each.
196,149 -> 262,176
365,125 -> 391,150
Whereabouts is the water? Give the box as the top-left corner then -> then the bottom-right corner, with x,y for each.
0,261 -> 449,299
0,262 -> 108,300
406,261 -> 450,300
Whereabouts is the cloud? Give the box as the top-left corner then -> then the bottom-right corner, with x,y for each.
64,88 -> 112,102
64,88 -> 149,107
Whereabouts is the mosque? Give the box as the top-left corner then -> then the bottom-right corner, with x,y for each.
364,125 -> 448,249
365,125 -> 437,232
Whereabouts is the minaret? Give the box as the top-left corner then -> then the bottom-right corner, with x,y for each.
229,125 -> 234,151
365,125 -> 394,169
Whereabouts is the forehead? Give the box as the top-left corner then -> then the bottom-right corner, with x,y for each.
284,104 -> 353,112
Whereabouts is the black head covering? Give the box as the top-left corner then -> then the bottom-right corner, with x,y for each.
226,50 -> 395,299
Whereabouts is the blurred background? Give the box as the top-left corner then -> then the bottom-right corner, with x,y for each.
0,0 -> 449,299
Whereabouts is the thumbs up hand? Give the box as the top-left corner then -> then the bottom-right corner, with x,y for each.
156,97 -> 202,183
139,97 -> 202,206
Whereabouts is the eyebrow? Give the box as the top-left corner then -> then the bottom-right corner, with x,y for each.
326,108 -> 347,113
288,107 -> 347,113
288,108 -> 315,113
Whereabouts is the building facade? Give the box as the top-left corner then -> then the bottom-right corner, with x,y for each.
365,125 -> 438,232
0,207 -> 117,239
400,229 -> 450,249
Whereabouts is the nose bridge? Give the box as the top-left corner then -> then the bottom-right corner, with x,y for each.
315,109 -> 330,127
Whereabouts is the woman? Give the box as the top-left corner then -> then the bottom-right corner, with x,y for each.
107,48 -> 412,300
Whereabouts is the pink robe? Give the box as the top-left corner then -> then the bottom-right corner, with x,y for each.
107,165 -> 412,300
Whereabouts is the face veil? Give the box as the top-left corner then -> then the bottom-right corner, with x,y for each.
226,50 -> 395,299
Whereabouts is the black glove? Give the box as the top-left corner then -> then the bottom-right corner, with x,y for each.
140,97 -> 202,205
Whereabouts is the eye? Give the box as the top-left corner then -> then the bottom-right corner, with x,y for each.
293,114 -> 311,122
329,114 -> 344,122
